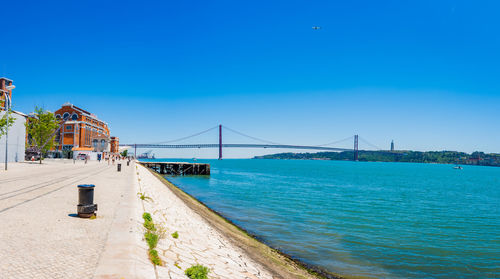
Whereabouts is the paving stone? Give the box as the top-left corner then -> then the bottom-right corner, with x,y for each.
136,164 -> 274,279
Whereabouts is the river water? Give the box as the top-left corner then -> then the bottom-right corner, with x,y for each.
146,159 -> 499,278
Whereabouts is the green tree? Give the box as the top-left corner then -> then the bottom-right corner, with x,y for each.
120,149 -> 128,157
0,110 -> 16,139
25,107 -> 60,164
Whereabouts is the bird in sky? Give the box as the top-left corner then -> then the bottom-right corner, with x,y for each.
312,26 -> 321,30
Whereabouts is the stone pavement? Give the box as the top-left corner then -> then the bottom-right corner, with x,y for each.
0,159 -> 149,279
136,163 -> 274,279
0,159 -> 285,279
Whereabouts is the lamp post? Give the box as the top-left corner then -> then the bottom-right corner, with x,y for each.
1,84 -> 15,170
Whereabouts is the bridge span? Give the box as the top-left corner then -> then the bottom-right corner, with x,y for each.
120,143 -> 351,151
122,125 -> 377,160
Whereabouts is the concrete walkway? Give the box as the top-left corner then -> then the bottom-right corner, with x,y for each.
0,159 -> 150,279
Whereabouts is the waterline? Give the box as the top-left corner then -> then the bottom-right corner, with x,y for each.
146,159 -> 500,278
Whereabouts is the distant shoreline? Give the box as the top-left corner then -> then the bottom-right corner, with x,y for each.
253,150 -> 500,167
254,157 -> 500,167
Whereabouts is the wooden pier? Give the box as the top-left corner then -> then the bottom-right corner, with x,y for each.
140,161 -> 210,175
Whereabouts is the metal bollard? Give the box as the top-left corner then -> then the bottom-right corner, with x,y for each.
127,161 -> 130,166
77,184 -> 98,218
117,163 -> 121,172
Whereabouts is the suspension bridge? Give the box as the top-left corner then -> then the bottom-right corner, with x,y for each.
122,125 -> 384,160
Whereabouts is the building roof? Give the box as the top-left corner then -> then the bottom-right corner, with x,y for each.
59,102 -> 108,125
12,110 -> 28,117
0,77 -> 13,82
62,102 -> 92,115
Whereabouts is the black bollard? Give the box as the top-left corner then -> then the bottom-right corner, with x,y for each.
127,161 -> 130,166
77,184 -> 98,218
117,163 -> 121,172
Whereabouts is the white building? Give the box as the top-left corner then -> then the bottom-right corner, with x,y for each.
0,111 -> 27,163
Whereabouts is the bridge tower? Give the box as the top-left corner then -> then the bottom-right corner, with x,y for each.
354,135 -> 359,161
218,125 -> 222,160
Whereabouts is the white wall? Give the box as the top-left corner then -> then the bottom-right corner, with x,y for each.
0,111 -> 26,163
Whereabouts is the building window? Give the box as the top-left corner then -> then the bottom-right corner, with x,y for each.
55,114 -> 61,120
63,112 -> 69,120
66,125 -> 72,131
72,113 -> 78,120
62,145 -> 73,151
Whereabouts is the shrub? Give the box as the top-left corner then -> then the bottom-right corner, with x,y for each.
142,212 -> 152,222
144,232 -> 159,249
171,231 -> 179,239
185,265 -> 209,279
143,219 -> 156,231
148,249 -> 162,266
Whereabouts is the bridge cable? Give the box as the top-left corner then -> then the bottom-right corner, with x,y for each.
222,126 -> 283,145
149,126 -> 219,145
358,136 -> 383,151
314,135 -> 354,147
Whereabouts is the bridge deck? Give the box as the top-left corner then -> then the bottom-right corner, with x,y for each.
123,143 -> 350,151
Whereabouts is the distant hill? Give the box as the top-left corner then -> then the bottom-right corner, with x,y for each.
254,150 -> 500,167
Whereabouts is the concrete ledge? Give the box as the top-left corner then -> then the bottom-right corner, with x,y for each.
94,162 -> 155,279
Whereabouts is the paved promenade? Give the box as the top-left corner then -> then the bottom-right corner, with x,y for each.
0,159 -> 151,279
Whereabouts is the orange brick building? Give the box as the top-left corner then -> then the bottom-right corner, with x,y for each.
110,136 -> 119,153
53,103 -> 119,157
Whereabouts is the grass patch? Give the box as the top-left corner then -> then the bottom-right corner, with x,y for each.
143,212 -> 156,231
143,219 -> 156,231
171,231 -> 179,239
137,192 -> 153,202
141,211 -> 165,266
144,232 -> 159,249
148,249 -> 163,266
185,265 -> 209,279
142,212 -> 152,222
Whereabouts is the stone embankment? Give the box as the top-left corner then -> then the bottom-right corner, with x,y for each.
135,163 -> 275,279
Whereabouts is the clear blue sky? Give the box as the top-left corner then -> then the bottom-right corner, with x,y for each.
2,0 -> 499,157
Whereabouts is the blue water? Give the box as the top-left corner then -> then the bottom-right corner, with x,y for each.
147,159 -> 500,278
